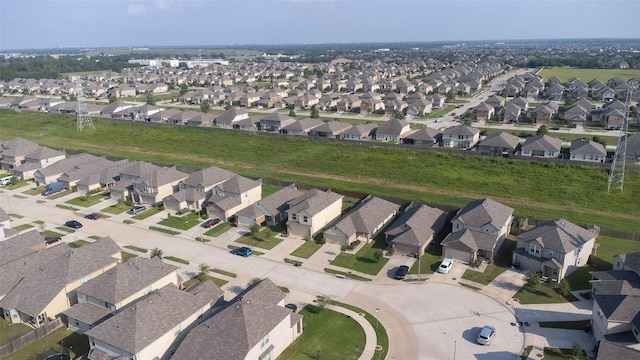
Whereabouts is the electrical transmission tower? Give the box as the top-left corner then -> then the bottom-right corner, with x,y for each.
75,78 -> 94,131
607,87 -> 634,192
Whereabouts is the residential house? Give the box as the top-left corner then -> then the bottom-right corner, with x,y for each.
405,99 -> 432,116
512,219 -> 598,281
477,132 -> 521,156
100,101 -> 135,118
385,204 -> 447,255
85,282 -> 222,360
324,195 -> 399,246
474,102 -> 495,121
148,109 -> 182,124
603,108 -> 625,130
520,135 -> 562,158
185,113 -> 215,127
309,121 -> 352,138
485,95 -> 506,109
441,125 -> 480,149
34,153 -> 103,185
75,159 -> 131,194
595,341 -> 640,359
64,257 -> 180,334
529,102 -> 559,124
205,175 -> 262,221
57,157 -> 121,189
214,108 -> 250,128
545,84 -> 565,101
163,166 -> 236,212
235,184 -> 302,227
441,198 -> 514,264
501,102 -> 523,123
622,134 -> 640,163
0,236 -> 120,328
565,103 -> 591,127
281,118 -> 324,135
167,110 -> 200,125
0,137 -> 40,170
129,104 -> 163,121
340,124 -> 378,141
402,128 -> 440,147
110,161 -> 188,205
171,278 -> 303,360
569,139 -> 607,163
375,118 -> 411,142
12,146 -> 66,180
336,94 -> 361,113
286,189 -> 343,238
258,113 -> 296,132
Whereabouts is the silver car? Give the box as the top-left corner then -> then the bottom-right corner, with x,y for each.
477,325 -> 496,345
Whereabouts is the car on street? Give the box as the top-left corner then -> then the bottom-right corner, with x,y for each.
437,258 -> 453,274
231,247 -> 252,257
201,218 -> 221,228
84,212 -> 100,220
127,205 -> 147,215
477,325 -> 496,345
285,303 -> 298,312
64,220 -> 83,229
395,265 -> 410,280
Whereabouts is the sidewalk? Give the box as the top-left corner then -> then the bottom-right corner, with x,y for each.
327,305 -> 379,360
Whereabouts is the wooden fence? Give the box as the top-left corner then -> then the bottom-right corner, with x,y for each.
0,318 -> 63,358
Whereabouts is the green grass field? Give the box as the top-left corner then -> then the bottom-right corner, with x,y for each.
1,110 -> 639,234
290,241 -> 323,259
538,67 -> 640,83
594,236 -> 640,263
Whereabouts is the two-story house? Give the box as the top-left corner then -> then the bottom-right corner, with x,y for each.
286,188 -> 343,239
163,166 -> 236,212
12,146 -> 66,180
0,137 -> 40,171
385,204 -> 447,256
512,219 -> 598,281
236,184 -> 303,227
441,198 -> 514,264
205,175 -> 263,221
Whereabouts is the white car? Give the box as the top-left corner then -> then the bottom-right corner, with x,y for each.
477,325 -> 496,345
437,258 -> 453,274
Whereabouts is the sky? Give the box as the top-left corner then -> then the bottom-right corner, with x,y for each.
1,0 -> 639,51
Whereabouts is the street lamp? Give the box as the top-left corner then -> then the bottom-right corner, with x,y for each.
417,242 -> 421,281
374,307 -> 380,330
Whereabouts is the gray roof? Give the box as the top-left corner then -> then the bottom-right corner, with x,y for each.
623,134 -> 640,158
453,198 -> 513,231
86,283 -> 220,354
75,257 -> 178,305
0,137 -> 39,157
480,132 -> 520,149
441,228 -> 499,252
376,118 -> 410,136
0,242 -> 119,318
214,107 -> 248,123
58,158 -> 117,184
386,204 -> 447,247
570,138 -> 606,156
341,123 -> 378,137
617,252 -> 640,275
442,125 -> 479,136
593,294 -> 640,322
404,127 -> 440,142
281,118 -> 324,132
333,196 -> 399,237
253,184 -> 302,217
182,166 -> 236,189
35,153 -> 102,179
172,279 -> 296,360
24,146 -> 65,161
596,340 -> 640,360
287,188 -> 343,217
522,135 -> 562,152
516,219 -> 597,254
312,121 -> 352,134
63,302 -> 112,325
219,175 -> 262,195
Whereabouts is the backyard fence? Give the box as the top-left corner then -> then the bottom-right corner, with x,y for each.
0,318 -> 63,358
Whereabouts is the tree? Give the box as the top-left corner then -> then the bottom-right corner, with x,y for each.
558,280 -> 571,298
536,124 -> 549,136
179,84 -> 188,96
288,109 -> 296,117
108,95 -> 117,103
445,90 -> 455,102
572,342 -> 586,360
525,272 -> 540,289
310,107 -> 320,119
197,263 -> 210,280
150,247 -> 163,259
592,135 -> 606,146
146,94 -> 156,105
394,111 -> 405,120
250,224 -> 261,236
200,101 -> 210,113
564,95 -> 575,107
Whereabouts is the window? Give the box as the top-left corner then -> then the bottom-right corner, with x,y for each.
81,275 -> 91,284
303,215 -> 308,223
529,244 -> 540,255
291,214 -> 297,221
261,335 -> 269,348
173,325 -> 181,337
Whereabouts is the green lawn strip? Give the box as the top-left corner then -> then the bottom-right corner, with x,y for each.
5,179 -> 30,190
157,213 -> 200,230
48,189 -> 74,200
324,268 -> 372,281
148,226 -> 180,235
182,275 -> 228,288
15,195 -> 29,199
123,219 -> 135,224
121,251 -> 138,261
279,286 -> 290,293
33,220 -> 45,224
13,224 -> 34,232
290,241 -> 322,259
65,192 -> 109,207
41,230 -> 64,238
236,224 -> 285,249
423,105 -> 456,119
409,246 -> 442,275
460,282 -> 483,291
163,256 -> 190,265
3,327 -> 90,360
68,240 -> 90,248
261,183 -> 282,198
226,244 -> 264,256
132,206 -> 163,220
0,317 -> 32,346
210,268 -> 237,278
331,243 -> 389,276
277,305 -> 366,360
88,235 -> 101,240
595,236 -> 640,264
284,258 -> 303,266
514,283 -> 579,305
204,222 -> 233,237
3,111 -> 640,233
328,301 -> 389,360
9,213 -> 24,219
461,264 -> 509,285
124,245 -> 148,253
520,345 -> 533,360
538,320 -> 589,330
55,204 -> 79,211
56,226 -> 75,233
565,265 -> 598,291
542,347 -> 588,360
101,201 -> 132,214
207,276 -> 229,287
23,186 -> 45,195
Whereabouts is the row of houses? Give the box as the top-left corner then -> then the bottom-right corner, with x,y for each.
0,224 -> 302,360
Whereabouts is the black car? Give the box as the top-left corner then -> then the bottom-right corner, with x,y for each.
45,236 -> 62,245
285,303 -> 298,312
84,212 -> 100,220
201,218 -> 221,228
395,265 -> 410,280
64,220 -> 83,229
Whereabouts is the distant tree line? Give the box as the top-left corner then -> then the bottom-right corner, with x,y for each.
0,55 -> 138,81
526,52 -> 640,69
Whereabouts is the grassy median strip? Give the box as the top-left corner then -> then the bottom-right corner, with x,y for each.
164,256 -> 189,265
324,268 -> 372,281
204,222 -> 233,237
124,245 -> 148,253
13,224 -> 33,232
56,204 -> 79,211
148,226 -> 180,235
538,320 -> 588,330
211,268 -> 237,278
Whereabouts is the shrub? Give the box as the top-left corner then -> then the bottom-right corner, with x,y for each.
525,272 -> 540,288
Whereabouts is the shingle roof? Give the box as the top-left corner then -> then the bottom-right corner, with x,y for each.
594,294 -> 640,322
443,125 -> 479,136
386,205 -> 447,247
453,198 -> 513,230
377,118 -> 410,136
333,196 -> 399,237
219,175 -> 261,194
516,219 -> 597,254
312,121 -> 352,134
522,135 -> 562,152
253,184 -> 302,217
214,107 -> 249,123
341,123 -> 378,137
63,302 -> 112,325
596,340 -> 640,360
617,252 -> 640,275
287,188 -> 343,217
441,228 -> 499,252
480,132 -> 520,149
570,138 -> 606,156
182,166 -> 235,189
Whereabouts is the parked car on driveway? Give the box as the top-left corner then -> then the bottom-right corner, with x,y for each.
84,213 -> 100,220
231,247 -> 252,257
477,325 -> 496,345
437,258 -> 453,274
64,220 -> 83,229
45,236 -> 62,246
127,205 -> 146,215
395,265 -> 410,280
201,218 -> 221,228
285,303 -> 298,312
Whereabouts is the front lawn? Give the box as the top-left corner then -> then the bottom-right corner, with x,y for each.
101,201 -> 132,214
0,317 -> 32,346
565,265 -> 597,291
331,243 -> 388,276
68,240 -> 89,248
204,222 -> 233,237
148,226 -> 180,235
409,245 -> 442,275
164,256 -> 189,265
3,327 -> 89,360
157,213 -> 200,230
542,347 -> 588,360
290,241 -> 322,259
462,264 -> 508,285
329,301 -> 389,360
13,224 -> 34,232
122,251 -> 137,261
132,206 -> 163,220
514,282 -> 579,305
277,306 -> 366,360
236,224 -> 285,250
594,236 -> 640,264
40,230 -> 64,238
65,192 -> 110,207
124,245 -> 148,253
